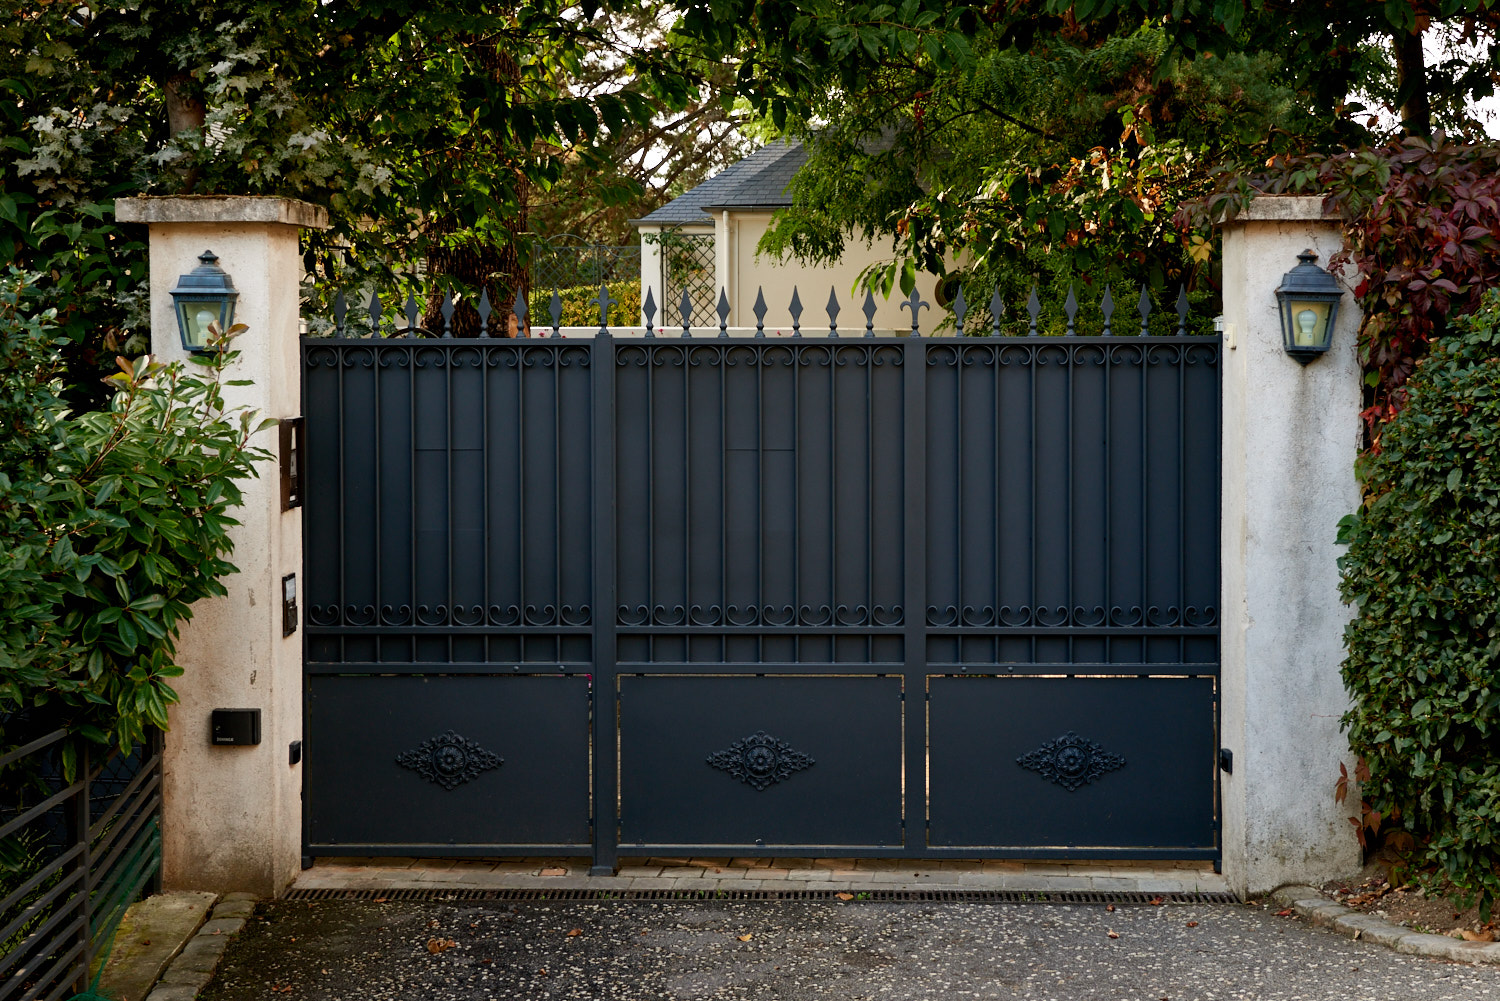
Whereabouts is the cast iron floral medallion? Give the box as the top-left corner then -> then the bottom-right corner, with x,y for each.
707,730 -> 814,790
396,730 -> 503,790
1016,731 -> 1125,791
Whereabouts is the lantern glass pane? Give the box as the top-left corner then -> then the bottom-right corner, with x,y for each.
1286,299 -> 1330,348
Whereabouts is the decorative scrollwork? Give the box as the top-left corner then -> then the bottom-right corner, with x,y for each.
707,731 -> 814,790
396,730 -> 502,790
1016,731 -> 1125,791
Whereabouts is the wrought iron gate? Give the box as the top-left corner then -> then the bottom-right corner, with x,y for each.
302,311 -> 1221,870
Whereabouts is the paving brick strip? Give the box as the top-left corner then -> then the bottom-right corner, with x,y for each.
144,893 -> 257,1001
1271,884 -> 1500,964
294,856 -> 1229,895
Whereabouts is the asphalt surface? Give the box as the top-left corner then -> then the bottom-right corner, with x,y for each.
198,897 -> 1500,1001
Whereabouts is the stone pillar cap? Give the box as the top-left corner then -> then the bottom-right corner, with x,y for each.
1226,194 -> 1338,223
115,195 -> 329,230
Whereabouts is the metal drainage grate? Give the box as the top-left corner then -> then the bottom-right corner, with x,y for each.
283,887 -> 1238,905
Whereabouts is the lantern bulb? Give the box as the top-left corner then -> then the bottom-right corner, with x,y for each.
1296,308 -> 1317,345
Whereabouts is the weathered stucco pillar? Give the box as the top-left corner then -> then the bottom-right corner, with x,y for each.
115,195 -> 327,897
1219,195 -> 1364,897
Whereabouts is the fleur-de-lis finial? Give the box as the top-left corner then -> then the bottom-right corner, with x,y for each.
594,283 -> 618,336
900,286 -> 929,337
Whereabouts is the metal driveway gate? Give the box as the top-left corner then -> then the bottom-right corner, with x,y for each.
302,324 -> 1221,870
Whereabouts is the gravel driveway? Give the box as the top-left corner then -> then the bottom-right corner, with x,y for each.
198,897 -> 1500,1001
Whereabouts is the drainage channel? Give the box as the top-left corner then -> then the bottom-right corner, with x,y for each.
284,887 -> 1238,905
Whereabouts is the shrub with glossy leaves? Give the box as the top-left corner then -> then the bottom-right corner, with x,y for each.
1338,293 -> 1500,916
0,271 -> 271,760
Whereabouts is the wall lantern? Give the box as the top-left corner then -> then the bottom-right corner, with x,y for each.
1274,249 -> 1342,364
170,250 -> 239,353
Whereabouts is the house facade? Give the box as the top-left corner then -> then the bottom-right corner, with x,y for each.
634,140 -> 945,333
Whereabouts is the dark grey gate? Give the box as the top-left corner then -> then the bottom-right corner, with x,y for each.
302,297 -> 1220,871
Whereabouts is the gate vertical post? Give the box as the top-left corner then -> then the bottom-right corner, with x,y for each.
591,330 -> 619,875
115,196 -> 328,896
1219,195 -> 1362,898
902,339 -> 928,852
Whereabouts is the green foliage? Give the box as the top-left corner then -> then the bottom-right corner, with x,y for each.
546,281 -> 641,328
736,21 -> 1330,310
1337,295 -> 1500,918
0,271 -> 271,752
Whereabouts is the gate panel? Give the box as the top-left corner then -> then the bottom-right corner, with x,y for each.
304,328 -> 1220,863
927,676 -> 1216,850
306,675 -> 590,849
617,675 -> 902,849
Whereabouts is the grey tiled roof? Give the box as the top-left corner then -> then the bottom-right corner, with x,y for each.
635,141 -> 807,226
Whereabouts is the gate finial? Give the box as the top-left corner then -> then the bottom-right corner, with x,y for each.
900,286 -> 929,337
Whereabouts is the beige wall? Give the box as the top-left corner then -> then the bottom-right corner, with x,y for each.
116,196 -> 324,897
728,212 -> 945,333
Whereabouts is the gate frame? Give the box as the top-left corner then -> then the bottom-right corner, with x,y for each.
123,194 -> 1363,900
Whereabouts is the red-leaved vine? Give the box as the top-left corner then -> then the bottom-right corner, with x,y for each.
1187,137 -> 1500,444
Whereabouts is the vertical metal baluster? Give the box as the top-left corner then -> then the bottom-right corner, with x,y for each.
441,290 -> 456,338
753,286 -> 767,338
1138,284 -> 1152,337
717,288 -> 731,338
1101,285 -> 1114,337
643,286 -> 658,338
405,290 -> 420,336
1064,285 -> 1078,335
1027,286 -> 1041,337
863,288 -> 878,338
679,287 -> 693,337
789,286 -> 803,338
990,286 -> 1004,337
513,289 -> 529,341
826,287 -> 840,337
1176,284 -> 1190,336
550,288 -> 563,338
952,284 -> 967,338
478,289 -> 493,338
445,340 -> 454,660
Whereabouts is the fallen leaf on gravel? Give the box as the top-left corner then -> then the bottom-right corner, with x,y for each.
738,933 -> 754,942
427,938 -> 457,954
567,928 -> 582,937
1461,930 -> 1496,942
1149,897 -> 1165,906
372,898 -> 387,903
1276,909 -> 1293,917
537,968 -> 548,976
1107,930 -> 1119,939
835,893 -> 855,901
271,986 -> 293,994
541,867 -> 567,876
1185,921 -> 1199,928
1105,904 -> 1115,913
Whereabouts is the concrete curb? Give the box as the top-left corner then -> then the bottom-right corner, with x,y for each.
145,892 -> 258,1001
1270,885 -> 1500,964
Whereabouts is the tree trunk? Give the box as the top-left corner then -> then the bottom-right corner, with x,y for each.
421,34 -> 531,338
164,75 -> 206,192
1392,29 -> 1432,139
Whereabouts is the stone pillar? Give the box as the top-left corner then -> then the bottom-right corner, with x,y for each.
115,195 -> 327,897
1219,195 -> 1364,897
